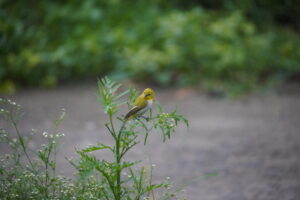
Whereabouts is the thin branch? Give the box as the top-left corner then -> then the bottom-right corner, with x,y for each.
11,121 -> 35,171
120,141 -> 139,159
105,123 -> 117,140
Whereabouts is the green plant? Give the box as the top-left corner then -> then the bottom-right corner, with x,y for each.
0,98 -> 69,199
1,0 -> 300,94
0,78 -> 190,199
71,77 -> 188,200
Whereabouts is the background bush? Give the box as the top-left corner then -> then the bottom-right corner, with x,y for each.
1,0 -> 300,93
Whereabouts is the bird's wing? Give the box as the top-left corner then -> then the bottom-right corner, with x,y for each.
125,99 -> 147,120
124,106 -> 144,119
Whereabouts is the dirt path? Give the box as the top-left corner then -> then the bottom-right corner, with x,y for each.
2,82 -> 300,200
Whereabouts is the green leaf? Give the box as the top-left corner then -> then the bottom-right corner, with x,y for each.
82,144 -> 113,153
146,183 -> 166,192
120,160 -> 140,170
114,90 -> 130,101
111,83 -> 122,93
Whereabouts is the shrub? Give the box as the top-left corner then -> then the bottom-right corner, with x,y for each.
1,0 -> 299,94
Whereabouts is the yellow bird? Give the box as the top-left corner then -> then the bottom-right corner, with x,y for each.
124,88 -> 155,120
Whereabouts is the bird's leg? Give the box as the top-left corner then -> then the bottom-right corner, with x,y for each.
139,116 -> 150,122
149,108 -> 153,120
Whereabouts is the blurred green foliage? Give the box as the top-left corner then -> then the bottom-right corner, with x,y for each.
1,0 -> 300,93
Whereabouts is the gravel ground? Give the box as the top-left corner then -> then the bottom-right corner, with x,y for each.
1,82 -> 300,200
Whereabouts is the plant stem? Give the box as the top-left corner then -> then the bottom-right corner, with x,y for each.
12,120 -> 35,172
44,141 -> 53,198
109,113 -> 121,200
10,114 -> 45,194
109,114 -> 116,135
116,132 -> 121,200
112,116 -> 127,200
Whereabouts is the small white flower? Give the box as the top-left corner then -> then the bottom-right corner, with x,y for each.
151,164 -> 156,168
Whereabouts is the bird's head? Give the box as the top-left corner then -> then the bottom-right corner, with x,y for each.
143,88 -> 155,100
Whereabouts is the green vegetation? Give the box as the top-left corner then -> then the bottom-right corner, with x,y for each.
1,0 -> 299,93
0,78 -> 191,199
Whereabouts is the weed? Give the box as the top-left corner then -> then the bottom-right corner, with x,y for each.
0,78 -> 189,199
